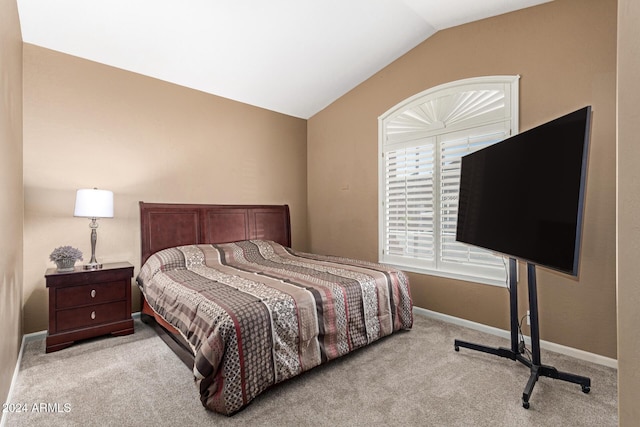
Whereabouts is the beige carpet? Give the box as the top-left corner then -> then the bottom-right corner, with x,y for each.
3,315 -> 617,426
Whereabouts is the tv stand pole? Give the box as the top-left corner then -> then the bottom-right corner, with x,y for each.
454,260 -> 591,409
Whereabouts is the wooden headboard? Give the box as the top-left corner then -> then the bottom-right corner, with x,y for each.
139,202 -> 291,265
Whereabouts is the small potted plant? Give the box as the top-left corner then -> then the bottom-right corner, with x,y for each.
49,245 -> 83,272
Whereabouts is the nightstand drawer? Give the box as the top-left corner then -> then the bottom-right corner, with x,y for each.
56,301 -> 128,332
56,280 -> 126,309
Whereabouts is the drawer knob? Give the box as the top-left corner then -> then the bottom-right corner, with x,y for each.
91,311 -> 96,320
91,289 -> 96,298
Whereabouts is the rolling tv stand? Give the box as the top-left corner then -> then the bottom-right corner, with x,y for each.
453,259 -> 591,409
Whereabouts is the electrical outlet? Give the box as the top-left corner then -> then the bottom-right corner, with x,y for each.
526,310 -> 530,326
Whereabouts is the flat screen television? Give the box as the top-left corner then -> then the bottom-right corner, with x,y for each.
456,106 -> 592,276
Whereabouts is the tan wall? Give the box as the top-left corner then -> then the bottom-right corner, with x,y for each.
0,0 -> 24,406
308,0 -> 617,358
22,45 -> 308,334
617,0 -> 640,423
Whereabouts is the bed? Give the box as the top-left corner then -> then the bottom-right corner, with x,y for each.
136,202 -> 413,415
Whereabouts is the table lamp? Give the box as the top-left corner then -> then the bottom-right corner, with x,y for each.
74,188 -> 114,270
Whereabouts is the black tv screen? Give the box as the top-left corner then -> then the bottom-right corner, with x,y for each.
456,106 -> 592,276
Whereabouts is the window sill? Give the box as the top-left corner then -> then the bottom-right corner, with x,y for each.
384,262 -> 508,288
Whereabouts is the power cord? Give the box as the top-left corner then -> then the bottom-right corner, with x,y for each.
502,256 -> 510,292
518,313 -> 531,361
501,257 -> 532,360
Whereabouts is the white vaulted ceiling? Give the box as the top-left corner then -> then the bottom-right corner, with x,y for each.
16,0 -> 551,119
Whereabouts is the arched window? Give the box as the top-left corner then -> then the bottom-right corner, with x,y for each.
378,76 -> 519,286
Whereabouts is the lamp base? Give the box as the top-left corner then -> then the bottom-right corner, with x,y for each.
83,262 -> 103,270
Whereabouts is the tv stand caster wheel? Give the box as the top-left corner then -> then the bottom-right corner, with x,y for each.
454,345 -> 459,352
522,400 -> 530,409
582,386 -> 590,394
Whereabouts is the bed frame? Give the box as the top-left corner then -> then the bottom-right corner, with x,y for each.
137,202 -> 292,367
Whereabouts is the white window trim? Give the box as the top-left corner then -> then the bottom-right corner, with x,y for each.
378,76 -> 519,287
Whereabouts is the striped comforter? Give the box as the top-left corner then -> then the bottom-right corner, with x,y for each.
137,240 -> 413,415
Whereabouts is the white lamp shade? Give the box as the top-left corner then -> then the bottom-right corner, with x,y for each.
74,189 -> 114,218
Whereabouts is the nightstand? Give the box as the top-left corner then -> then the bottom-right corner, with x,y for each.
45,261 -> 134,353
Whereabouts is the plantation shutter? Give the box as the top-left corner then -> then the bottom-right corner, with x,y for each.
379,76 -> 519,286
383,139 -> 436,268
438,123 -> 511,279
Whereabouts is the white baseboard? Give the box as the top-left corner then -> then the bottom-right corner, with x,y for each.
413,306 -> 618,369
1,332 -> 31,427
